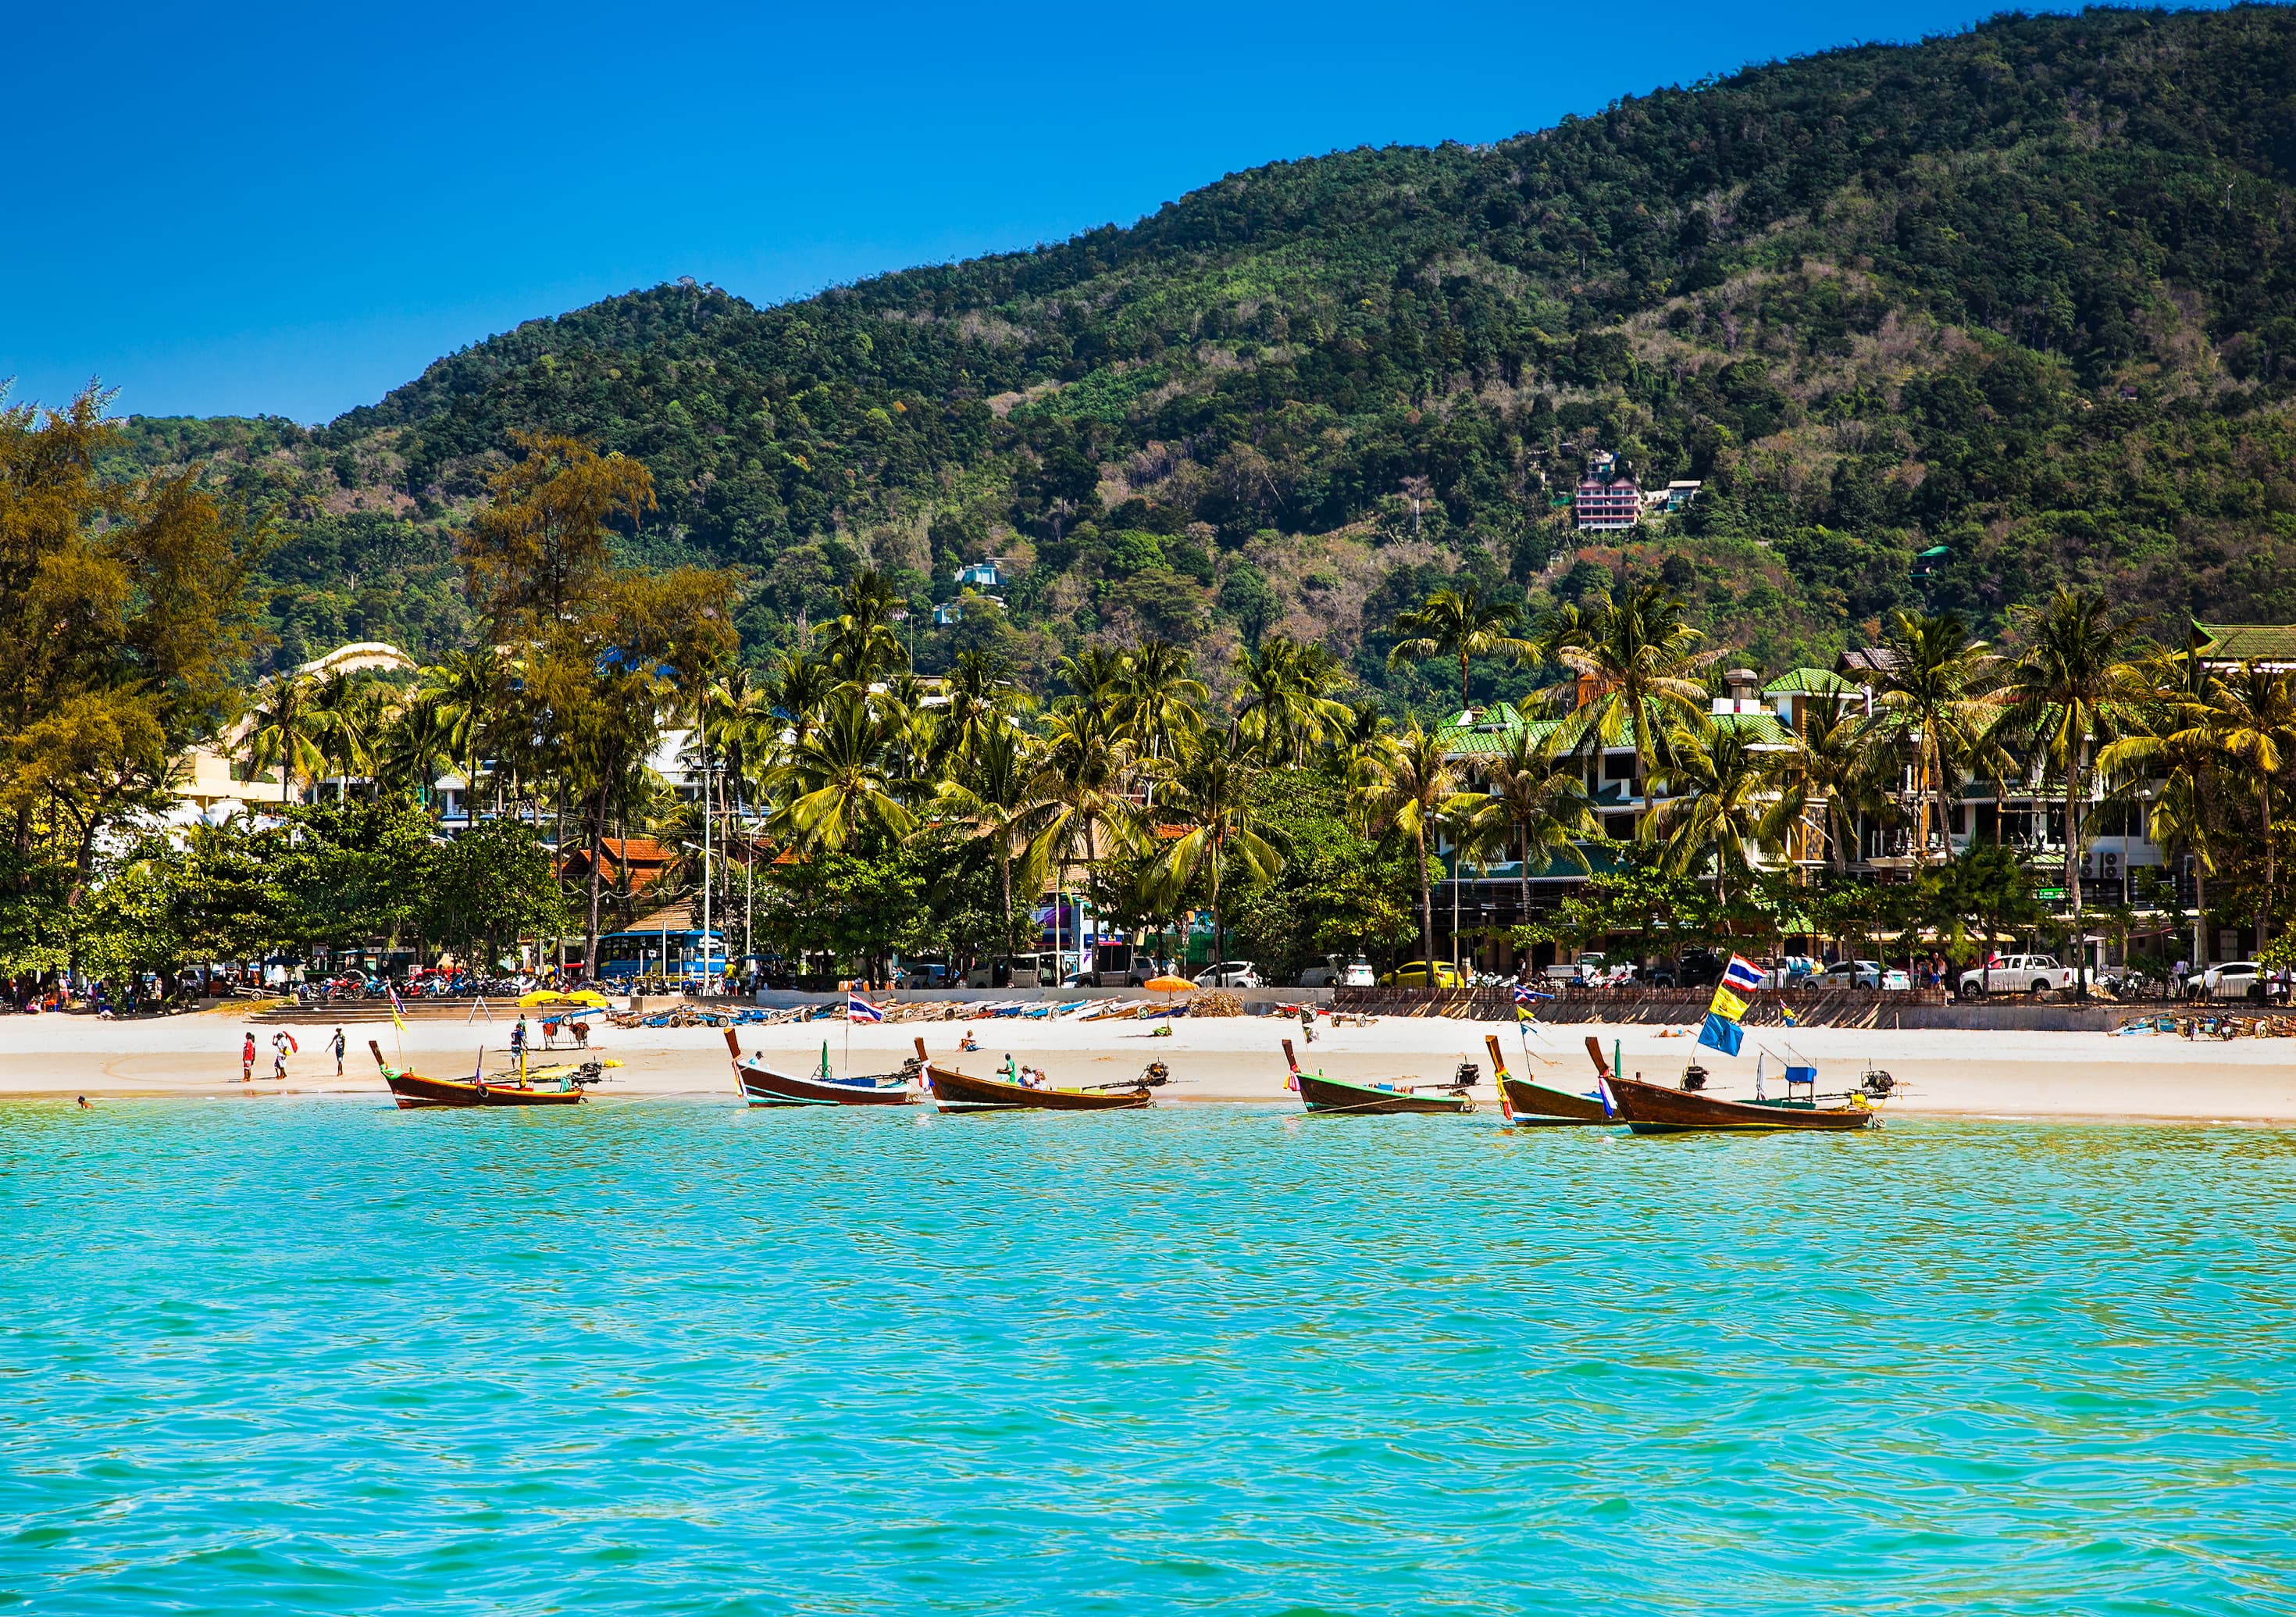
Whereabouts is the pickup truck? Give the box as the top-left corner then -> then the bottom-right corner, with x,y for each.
1956,954 -> 2078,998
1545,954 -> 1636,987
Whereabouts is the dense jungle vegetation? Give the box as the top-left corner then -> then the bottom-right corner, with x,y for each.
109,5 -> 2296,707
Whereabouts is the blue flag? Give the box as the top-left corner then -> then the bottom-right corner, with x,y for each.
1698,1012 -> 1745,1056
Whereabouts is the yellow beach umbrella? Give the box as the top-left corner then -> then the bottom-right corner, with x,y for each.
1143,975 -> 1193,994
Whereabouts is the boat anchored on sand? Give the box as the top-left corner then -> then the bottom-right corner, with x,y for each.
371,1041 -> 593,1108
723,1029 -> 918,1106
1283,1039 -> 1477,1115
1587,1037 -> 1885,1134
922,1038 -> 1164,1112
1486,1034 -> 1608,1125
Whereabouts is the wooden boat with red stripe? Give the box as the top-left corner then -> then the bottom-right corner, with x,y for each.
371,1041 -> 585,1108
922,1039 -> 1153,1112
1485,1034 -> 1608,1125
1591,1038 -> 1876,1133
722,1029 -> 916,1106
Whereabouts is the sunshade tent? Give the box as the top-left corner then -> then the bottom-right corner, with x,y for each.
1142,975 -> 1193,993
518,990 -> 611,1009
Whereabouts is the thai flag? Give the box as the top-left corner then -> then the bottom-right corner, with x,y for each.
1723,955 -> 1763,995
1512,983 -> 1553,1004
386,983 -> 409,1033
847,994 -> 884,1023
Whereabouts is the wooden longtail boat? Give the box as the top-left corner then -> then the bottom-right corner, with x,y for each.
371,1041 -> 586,1109
722,1028 -> 916,1106
1587,1037 -> 1876,1134
922,1039 -> 1156,1112
1283,1039 -> 1475,1115
1485,1034 -> 1608,1125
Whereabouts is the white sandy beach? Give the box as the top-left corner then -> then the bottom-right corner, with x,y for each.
2,1005 -> 2292,1123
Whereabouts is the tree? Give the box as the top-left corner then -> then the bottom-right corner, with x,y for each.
2,385 -> 262,948
1143,726 -> 1282,970
1645,716 -> 1784,909
2098,630 -> 2226,972
462,433 -> 655,634
822,568 -> 911,687
419,818 -> 568,972
1548,583 -> 1710,821
1387,580 -> 1534,715
1863,610 -> 2000,865
1232,634 -> 1349,766
2205,662 -> 2296,955
1454,720 -> 1599,925
242,672 -> 330,808
771,689 -> 917,854
1230,765 -> 1421,976
1992,587 -> 2141,992
1765,694 -> 1894,873
1354,719 -> 1466,966
934,722 -> 1050,958
418,648 -> 503,812
1109,638 -> 1207,780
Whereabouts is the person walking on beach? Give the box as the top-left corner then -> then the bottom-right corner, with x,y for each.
241,1031 -> 256,1083
330,1026 -> 347,1078
271,1030 -> 294,1080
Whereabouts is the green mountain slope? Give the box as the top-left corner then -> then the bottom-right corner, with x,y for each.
119,5 -> 2296,699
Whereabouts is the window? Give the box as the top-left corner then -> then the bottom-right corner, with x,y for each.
1603,754 -> 1635,781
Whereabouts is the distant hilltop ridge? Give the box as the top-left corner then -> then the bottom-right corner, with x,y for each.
118,5 -> 2296,698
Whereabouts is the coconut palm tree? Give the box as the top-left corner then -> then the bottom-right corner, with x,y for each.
242,671 -> 330,807
1386,580 -> 1535,715
1141,726 -> 1282,971
767,648 -> 838,752
2205,661 -> 2296,953
1030,706 -> 1141,877
1109,638 -> 1207,775
1646,716 -> 1784,909
931,649 -> 1031,773
2099,630 -> 2228,973
768,690 -> 915,852
1766,695 -> 1897,873
1456,719 -> 1601,923
1548,583 -> 1710,821
1992,588 -> 2143,988
1355,719 -> 1471,966
1232,634 -> 1350,766
822,568 -> 911,687
1053,644 -> 1129,713
419,647 -> 503,816
1862,610 -> 2000,865
375,695 -> 457,808
935,721 -> 1052,958
1330,699 -> 1395,811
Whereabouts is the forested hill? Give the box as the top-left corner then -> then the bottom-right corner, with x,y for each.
119,5 -> 2296,705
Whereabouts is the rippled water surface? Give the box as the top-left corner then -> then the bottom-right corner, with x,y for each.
4,1098 -> 2294,1614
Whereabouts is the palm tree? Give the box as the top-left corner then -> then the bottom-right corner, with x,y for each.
768,690 -> 915,852
767,648 -> 838,752
1054,644 -> 1129,712
2099,630 -> 2227,973
1232,634 -> 1349,765
1992,588 -> 2142,988
1109,638 -> 1207,776
1766,695 -> 1896,874
931,649 -> 1031,773
1549,583 -> 1710,822
1355,719 -> 1467,966
1458,720 -> 1601,925
2206,661 -> 2296,953
1142,726 -> 1282,971
419,647 -> 502,816
1330,699 -> 1395,811
1646,716 -> 1783,909
1030,706 -> 1140,876
1862,610 -> 2000,865
376,696 -> 456,807
242,671 -> 329,807
1386,580 -> 1535,715
308,668 -> 384,795
935,721 -> 1051,958
822,568 -> 910,687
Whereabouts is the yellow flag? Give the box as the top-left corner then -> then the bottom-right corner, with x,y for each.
1709,984 -> 1749,1023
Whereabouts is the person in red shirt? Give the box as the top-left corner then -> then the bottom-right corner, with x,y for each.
241,1032 -> 256,1083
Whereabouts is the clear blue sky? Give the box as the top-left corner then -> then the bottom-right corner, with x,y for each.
4,1 -> 2123,423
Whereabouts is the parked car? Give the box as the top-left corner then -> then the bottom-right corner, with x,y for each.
1646,950 -> 1726,990
1819,959 -> 1886,990
1542,952 -> 1610,985
1381,959 -> 1465,989
1079,941 -> 1164,987
2194,961 -> 2276,1001
1956,954 -> 2078,998
1756,957 -> 1820,991
1298,953 -> 1376,988
1194,960 -> 1264,989
899,962 -> 957,990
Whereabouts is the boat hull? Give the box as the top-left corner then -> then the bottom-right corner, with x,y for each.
1605,1073 -> 1874,1133
736,1063 -> 914,1107
385,1072 -> 583,1108
1497,1074 -> 1610,1125
924,1062 -> 1150,1112
1296,1069 -> 1474,1115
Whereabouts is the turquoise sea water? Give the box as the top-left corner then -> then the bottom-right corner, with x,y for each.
3,1099 -> 2293,1615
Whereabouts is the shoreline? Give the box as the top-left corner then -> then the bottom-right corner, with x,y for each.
5,1009 -> 2291,1123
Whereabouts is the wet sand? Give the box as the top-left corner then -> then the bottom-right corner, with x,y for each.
3,1006 -> 2292,1123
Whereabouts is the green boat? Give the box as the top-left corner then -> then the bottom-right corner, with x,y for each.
1282,1039 -> 1476,1115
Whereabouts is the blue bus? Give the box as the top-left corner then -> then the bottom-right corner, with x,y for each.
595,929 -> 729,983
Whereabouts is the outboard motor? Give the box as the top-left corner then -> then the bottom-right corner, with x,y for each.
1680,1062 -> 1710,1092
1859,1068 -> 1898,1099
1452,1059 -> 1481,1090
